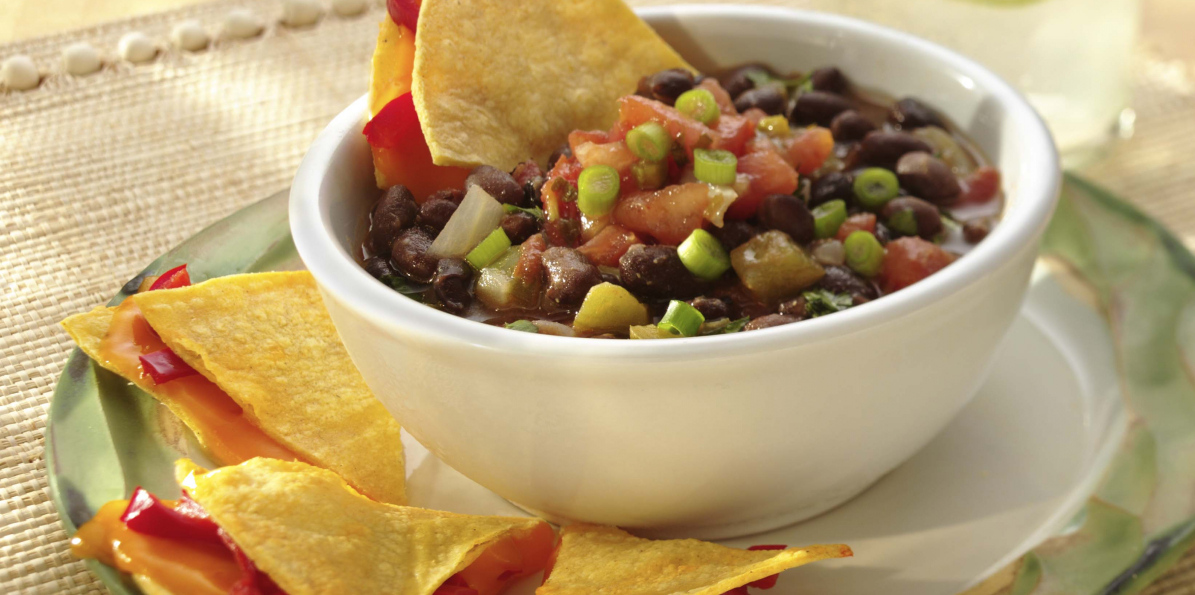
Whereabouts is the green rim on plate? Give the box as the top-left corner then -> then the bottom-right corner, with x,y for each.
45,177 -> 1195,595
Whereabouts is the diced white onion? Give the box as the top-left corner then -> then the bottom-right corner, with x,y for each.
428,185 -> 505,259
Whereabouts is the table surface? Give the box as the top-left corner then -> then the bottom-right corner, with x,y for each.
1,1 -> 1194,594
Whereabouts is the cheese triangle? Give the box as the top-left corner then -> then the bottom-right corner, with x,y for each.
177,458 -> 548,595
538,524 -> 851,595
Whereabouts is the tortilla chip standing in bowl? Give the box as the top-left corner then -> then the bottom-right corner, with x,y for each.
539,524 -> 852,595
61,271 -> 406,505
365,0 -> 694,183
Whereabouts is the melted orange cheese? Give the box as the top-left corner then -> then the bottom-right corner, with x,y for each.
71,500 -> 241,595
99,300 -> 301,465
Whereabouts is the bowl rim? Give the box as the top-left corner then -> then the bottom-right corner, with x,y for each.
290,3 -> 1060,361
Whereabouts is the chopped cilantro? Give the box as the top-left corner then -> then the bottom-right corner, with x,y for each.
379,275 -> 426,302
802,289 -> 853,318
505,320 -> 539,333
503,204 -> 544,219
700,317 -> 751,335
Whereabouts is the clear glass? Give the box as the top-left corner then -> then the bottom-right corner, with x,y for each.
798,0 -> 1140,158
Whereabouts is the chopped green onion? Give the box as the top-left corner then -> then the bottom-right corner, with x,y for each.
674,88 -> 719,124
503,204 -> 544,219
813,199 -> 848,239
577,165 -> 621,217
466,228 -> 512,269
757,115 -> 790,137
677,229 -> 731,281
658,300 -> 705,337
844,230 -> 885,277
625,122 -> 672,162
853,168 -> 900,210
504,320 -> 539,333
693,149 -> 737,186
631,160 -> 668,190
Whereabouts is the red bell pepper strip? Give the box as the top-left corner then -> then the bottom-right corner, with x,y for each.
386,0 -> 421,32
746,545 -> 787,589
120,487 -> 222,544
148,264 -> 191,291
221,529 -> 288,595
139,348 -> 198,384
364,93 -> 422,151
433,585 -> 480,595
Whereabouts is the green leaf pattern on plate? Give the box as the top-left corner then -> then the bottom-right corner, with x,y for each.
46,179 -> 1195,595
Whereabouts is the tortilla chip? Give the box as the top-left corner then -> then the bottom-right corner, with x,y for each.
130,272 -> 405,505
177,458 -> 548,595
412,0 -> 693,171
538,524 -> 851,595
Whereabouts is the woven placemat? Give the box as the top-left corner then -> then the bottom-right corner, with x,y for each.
1,1 -> 1193,593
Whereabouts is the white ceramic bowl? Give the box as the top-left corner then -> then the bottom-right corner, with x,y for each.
291,5 -> 1059,538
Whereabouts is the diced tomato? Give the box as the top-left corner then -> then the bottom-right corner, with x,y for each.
120,488 -> 222,544
697,78 -> 737,116
879,237 -> 956,293
578,225 -> 643,266
740,107 -> 769,126
148,264 -> 191,291
386,0 -> 421,32
836,213 -> 877,241
541,159 -> 584,221
619,95 -> 719,157
606,119 -> 633,143
959,166 -> 1001,204
514,234 -> 547,284
365,93 -> 470,201
728,150 -> 798,219
614,183 -> 711,245
712,114 -> 756,156
568,130 -> 610,155
573,141 -> 637,173
785,126 -> 834,175
744,134 -> 780,156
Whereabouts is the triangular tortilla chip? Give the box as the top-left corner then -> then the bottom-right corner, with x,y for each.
538,524 -> 851,595
412,0 -> 693,171
176,458 -> 548,595
129,272 -> 404,505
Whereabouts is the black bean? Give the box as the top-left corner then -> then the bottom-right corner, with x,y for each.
418,198 -> 458,233
881,197 -> 943,240
647,68 -> 695,106
810,67 -> 849,94
364,256 -> 397,280
432,258 -> 473,313
427,188 -> 465,204
830,110 -> 876,143
548,144 -> 573,169
390,227 -> 439,283
777,297 -> 809,319
791,91 -> 853,127
857,131 -> 934,169
720,63 -> 776,99
618,244 -> 705,299
816,266 -> 878,302
688,296 -> 729,320
541,247 -> 601,305
758,194 -> 815,244
709,220 -> 760,251
636,74 -> 654,98
963,219 -> 991,243
369,184 -> 419,254
873,222 -> 893,245
466,165 -> 524,205
744,314 -> 799,331
810,171 -> 855,207
500,212 -> 540,245
733,86 -> 786,116
896,151 -> 961,204
891,97 -> 946,130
